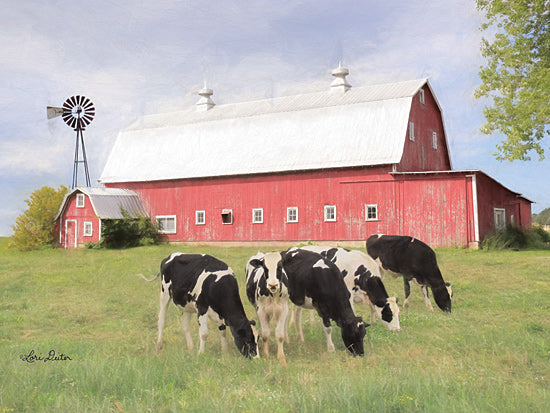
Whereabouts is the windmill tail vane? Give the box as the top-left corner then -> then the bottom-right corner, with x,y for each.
47,95 -> 95,189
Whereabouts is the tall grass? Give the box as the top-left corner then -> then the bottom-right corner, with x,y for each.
0,238 -> 548,412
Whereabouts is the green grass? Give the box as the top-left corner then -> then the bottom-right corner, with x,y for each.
0,238 -> 548,412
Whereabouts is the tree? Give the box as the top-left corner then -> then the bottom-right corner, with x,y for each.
10,185 -> 69,250
533,207 -> 550,225
475,0 -> 550,161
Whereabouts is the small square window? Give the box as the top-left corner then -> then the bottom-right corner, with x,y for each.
76,193 -> 85,208
83,221 -> 93,237
287,207 -> 299,223
324,205 -> 336,222
156,215 -> 177,234
409,122 -> 415,141
221,209 -> 233,225
432,131 -> 438,149
196,210 -> 205,225
419,89 -> 425,104
494,208 -> 506,231
365,204 -> 378,221
252,208 -> 263,224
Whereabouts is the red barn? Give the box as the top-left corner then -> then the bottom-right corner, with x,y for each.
55,187 -> 147,248
98,67 -> 531,247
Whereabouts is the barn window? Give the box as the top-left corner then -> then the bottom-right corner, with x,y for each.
83,221 -> 93,237
195,210 -> 205,225
409,122 -> 415,141
156,215 -> 177,234
76,193 -> 85,208
221,209 -> 233,225
324,205 -> 336,222
287,207 -> 299,223
365,204 -> 378,221
432,131 -> 438,149
419,89 -> 425,104
252,208 -> 263,224
494,208 -> 506,231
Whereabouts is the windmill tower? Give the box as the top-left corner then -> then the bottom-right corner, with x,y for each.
47,96 -> 95,188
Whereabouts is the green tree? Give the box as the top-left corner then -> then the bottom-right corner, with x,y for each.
10,185 -> 69,250
475,0 -> 550,161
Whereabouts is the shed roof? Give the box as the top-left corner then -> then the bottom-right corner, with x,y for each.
100,78 -> 433,184
55,187 -> 148,221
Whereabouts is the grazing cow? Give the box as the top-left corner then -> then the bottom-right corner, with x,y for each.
281,248 -> 368,356
246,252 -> 290,365
302,246 -> 400,331
366,235 -> 453,312
142,252 -> 259,358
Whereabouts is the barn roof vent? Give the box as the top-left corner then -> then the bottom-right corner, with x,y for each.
196,85 -> 215,112
330,63 -> 351,94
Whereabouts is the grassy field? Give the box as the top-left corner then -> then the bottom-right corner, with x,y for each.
0,238 -> 548,412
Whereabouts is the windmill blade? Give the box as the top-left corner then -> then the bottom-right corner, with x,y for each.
46,106 -> 64,119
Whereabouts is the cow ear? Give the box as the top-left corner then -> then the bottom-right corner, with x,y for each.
249,259 -> 263,268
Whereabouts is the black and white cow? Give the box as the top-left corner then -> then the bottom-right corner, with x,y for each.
281,248 -> 368,356
366,235 -> 453,312
143,252 -> 259,358
245,252 -> 290,365
301,246 -> 400,331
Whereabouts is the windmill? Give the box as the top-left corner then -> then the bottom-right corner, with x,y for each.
47,96 -> 95,188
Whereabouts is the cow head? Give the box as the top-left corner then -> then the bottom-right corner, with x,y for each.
433,282 -> 452,312
232,319 -> 259,359
249,252 -> 287,297
341,317 -> 368,356
380,297 -> 401,331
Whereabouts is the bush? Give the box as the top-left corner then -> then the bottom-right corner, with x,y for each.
481,225 -> 550,250
10,185 -> 69,251
100,209 -> 163,249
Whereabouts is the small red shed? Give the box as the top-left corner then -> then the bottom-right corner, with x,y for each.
55,187 -> 147,248
98,66 -> 532,247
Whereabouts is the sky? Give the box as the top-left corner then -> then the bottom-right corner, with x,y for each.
1,0 -> 549,236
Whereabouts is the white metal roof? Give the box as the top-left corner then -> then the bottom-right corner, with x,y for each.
100,78 -> 430,183
55,187 -> 148,220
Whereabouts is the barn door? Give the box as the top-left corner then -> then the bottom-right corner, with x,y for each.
65,219 -> 77,249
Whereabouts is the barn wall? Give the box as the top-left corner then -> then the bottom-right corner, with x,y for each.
58,193 -> 101,248
107,168 -> 492,247
475,173 -> 532,240
398,86 -> 451,172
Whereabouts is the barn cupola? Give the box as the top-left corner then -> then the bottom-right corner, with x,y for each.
196,85 -> 215,112
330,64 -> 351,94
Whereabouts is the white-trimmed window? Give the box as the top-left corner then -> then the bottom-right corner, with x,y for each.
287,207 -> 299,223
324,205 -> 336,222
419,89 -> 425,104
409,121 -> 415,141
156,215 -> 177,234
76,193 -> 85,208
83,221 -> 93,237
195,210 -> 205,225
365,204 -> 378,221
252,208 -> 263,224
494,208 -> 506,231
221,209 -> 233,225
432,131 -> 438,149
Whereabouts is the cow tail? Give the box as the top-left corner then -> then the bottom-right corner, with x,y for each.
136,272 -> 160,282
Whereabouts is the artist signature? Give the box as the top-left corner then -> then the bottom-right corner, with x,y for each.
20,349 -> 72,363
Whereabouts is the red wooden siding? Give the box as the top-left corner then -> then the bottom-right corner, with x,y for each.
58,193 -> 101,248
399,86 -> 451,172
108,168 -> 508,247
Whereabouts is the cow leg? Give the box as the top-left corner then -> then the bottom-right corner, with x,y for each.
256,305 -> 271,359
197,313 -> 209,355
421,285 -> 434,311
156,285 -> 171,352
322,318 -> 335,352
368,300 -> 378,324
403,278 -> 411,308
181,310 -> 194,351
275,301 -> 289,366
294,306 -> 304,342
